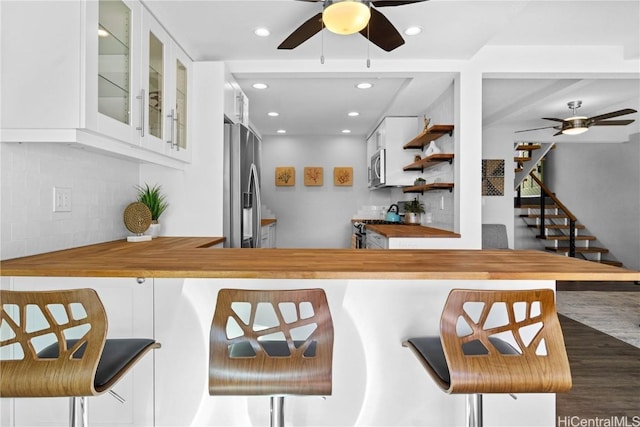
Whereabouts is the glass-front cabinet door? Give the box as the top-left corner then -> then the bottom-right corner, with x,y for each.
148,32 -> 164,140
140,13 -> 170,153
175,59 -> 187,150
96,0 -> 140,143
168,47 -> 191,162
98,0 -> 130,125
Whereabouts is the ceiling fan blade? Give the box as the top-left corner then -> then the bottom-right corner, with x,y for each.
542,117 -> 565,122
372,0 -> 427,7
514,126 -> 558,133
359,7 -> 404,52
278,13 -> 323,50
591,119 -> 635,126
553,130 -> 564,136
587,108 -> 637,123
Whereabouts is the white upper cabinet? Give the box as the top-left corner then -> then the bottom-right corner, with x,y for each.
0,0 -> 191,167
223,69 -> 249,126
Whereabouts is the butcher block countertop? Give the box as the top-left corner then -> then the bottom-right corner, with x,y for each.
364,224 -> 460,238
1,237 -> 639,281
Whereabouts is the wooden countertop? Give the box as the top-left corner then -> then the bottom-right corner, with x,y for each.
261,218 -> 277,226
1,237 -> 639,281
364,224 -> 460,238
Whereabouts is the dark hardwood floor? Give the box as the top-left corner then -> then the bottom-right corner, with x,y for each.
557,314 -> 640,420
557,280 -> 640,292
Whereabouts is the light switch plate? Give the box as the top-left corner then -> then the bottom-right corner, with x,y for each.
53,187 -> 72,212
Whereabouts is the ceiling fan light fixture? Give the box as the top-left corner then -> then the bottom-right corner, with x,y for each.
323,1 -> 371,35
561,117 -> 589,135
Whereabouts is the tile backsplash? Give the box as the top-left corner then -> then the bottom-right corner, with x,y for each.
1,142 -> 139,260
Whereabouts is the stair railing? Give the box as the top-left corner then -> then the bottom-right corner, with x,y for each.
528,172 -> 577,257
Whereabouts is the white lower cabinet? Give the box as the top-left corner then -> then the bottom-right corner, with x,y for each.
3,277 -> 155,427
366,231 -> 388,249
261,223 -> 277,248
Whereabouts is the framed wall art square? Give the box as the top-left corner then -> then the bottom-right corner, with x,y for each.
333,167 -> 353,186
482,159 -> 505,196
275,167 -> 295,186
304,167 -> 323,186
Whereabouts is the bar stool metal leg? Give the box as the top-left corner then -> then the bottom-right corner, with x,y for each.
69,396 -> 88,427
270,396 -> 285,427
466,394 -> 483,427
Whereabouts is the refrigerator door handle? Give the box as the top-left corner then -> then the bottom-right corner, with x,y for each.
249,163 -> 262,248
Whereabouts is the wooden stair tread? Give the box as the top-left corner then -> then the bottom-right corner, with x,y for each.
520,214 -> 568,218
527,224 -> 585,229
514,157 -> 532,162
546,247 -> 609,254
519,204 -> 559,209
539,235 -> 595,241
516,144 -> 542,151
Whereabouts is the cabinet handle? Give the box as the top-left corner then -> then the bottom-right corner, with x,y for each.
167,109 -> 177,149
175,111 -> 180,151
136,89 -> 145,137
136,277 -> 146,284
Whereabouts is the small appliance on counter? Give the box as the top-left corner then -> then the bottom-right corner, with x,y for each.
385,204 -> 401,222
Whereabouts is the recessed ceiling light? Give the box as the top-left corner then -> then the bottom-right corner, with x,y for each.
277,129 -> 287,134
254,27 -> 270,37
404,26 -> 422,36
268,112 -> 279,117
253,83 -> 268,90
342,129 -> 352,134
348,111 -> 360,117
356,82 -> 373,89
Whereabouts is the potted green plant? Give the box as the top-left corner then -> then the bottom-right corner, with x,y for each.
135,183 -> 169,238
404,197 -> 425,225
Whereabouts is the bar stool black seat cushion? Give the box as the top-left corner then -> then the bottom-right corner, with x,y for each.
38,339 -> 156,389
406,336 -> 520,387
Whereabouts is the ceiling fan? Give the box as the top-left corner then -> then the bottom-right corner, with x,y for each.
278,0 -> 428,52
515,101 -> 637,136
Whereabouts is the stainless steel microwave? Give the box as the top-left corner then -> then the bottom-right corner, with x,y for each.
370,149 -> 386,188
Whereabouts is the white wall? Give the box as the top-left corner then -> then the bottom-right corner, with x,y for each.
481,125 -> 517,248
261,134 -> 389,248
545,135 -> 640,270
0,142 -> 139,260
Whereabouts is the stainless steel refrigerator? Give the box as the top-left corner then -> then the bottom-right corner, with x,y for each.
223,123 -> 262,248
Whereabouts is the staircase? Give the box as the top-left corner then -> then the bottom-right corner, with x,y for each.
514,143 -> 623,267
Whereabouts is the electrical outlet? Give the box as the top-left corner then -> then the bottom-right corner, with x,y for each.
53,187 -> 72,212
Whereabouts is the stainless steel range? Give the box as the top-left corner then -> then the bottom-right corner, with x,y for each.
352,219 -> 405,249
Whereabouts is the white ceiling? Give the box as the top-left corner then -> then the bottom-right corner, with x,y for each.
143,0 -> 640,139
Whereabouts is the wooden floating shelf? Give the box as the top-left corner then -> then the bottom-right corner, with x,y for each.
403,153 -> 454,171
403,125 -> 454,149
403,182 -> 454,194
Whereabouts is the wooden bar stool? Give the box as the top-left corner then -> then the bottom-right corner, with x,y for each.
209,288 -> 334,427
403,289 -> 572,427
0,289 -> 160,427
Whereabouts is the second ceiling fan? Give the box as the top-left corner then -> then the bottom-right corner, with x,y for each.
278,0 -> 428,52
516,101 -> 637,136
